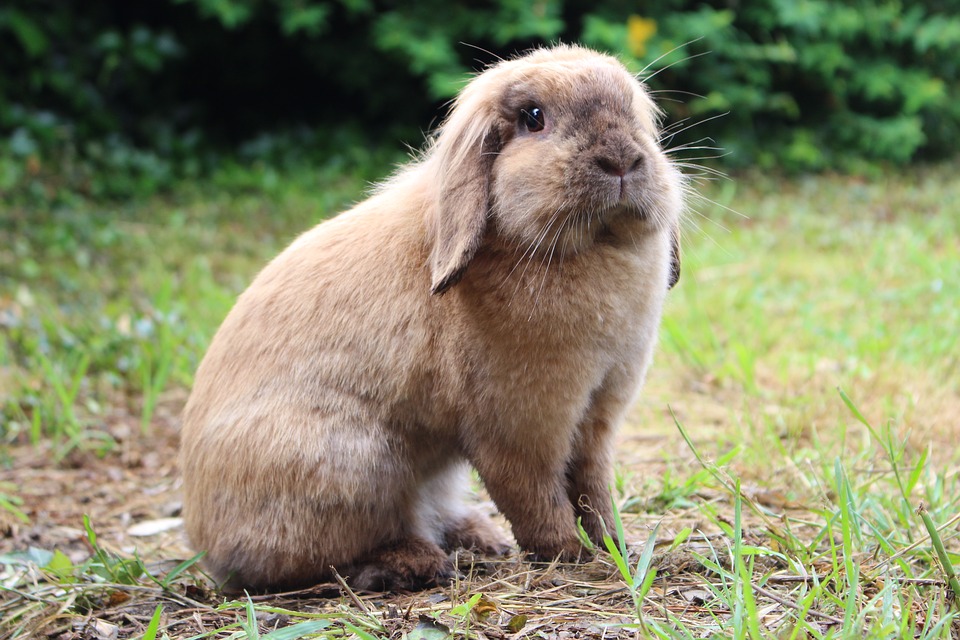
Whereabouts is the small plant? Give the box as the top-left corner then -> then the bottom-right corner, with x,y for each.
0,517 -> 206,590
641,447 -> 739,513
0,518 -> 211,638
840,386 -> 928,543
208,598 -> 357,638
81,514 -> 146,585
602,499 -> 660,630
0,481 -> 28,524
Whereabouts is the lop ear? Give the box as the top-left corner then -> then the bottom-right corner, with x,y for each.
668,224 -> 681,289
427,83 -> 503,295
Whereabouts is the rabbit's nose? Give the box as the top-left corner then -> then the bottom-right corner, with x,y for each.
594,148 -> 644,177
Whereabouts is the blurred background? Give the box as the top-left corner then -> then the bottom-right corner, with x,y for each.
2,0 -> 959,201
1,6 -> 959,635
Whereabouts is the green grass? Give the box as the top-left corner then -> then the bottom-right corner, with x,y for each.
1,160 -> 960,638
0,161 -> 379,456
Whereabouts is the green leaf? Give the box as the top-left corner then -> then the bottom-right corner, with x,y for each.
837,387 -> 870,429
242,593 -> 261,640
159,552 -> 206,587
408,617 -> 452,640
46,549 -> 75,579
3,9 -> 49,57
603,531 -> 632,585
279,2 -> 331,36
0,490 -> 29,525
905,446 -> 929,498
83,514 -> 98,547
141,605 -> 163,640
633,521 -> 660,596
345,622 -> 385,640
668,527 -> 692,552
261,620 -> 333,640
449,592 -> 482,618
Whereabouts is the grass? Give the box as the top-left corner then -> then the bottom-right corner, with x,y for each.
1,159 -> 959,638
0,162 -> 377,458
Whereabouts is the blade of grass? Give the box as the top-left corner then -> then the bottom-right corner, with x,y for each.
242,592 -> 261,639
140,604 -> 163,640
839,387 -> 916,540
158,552 -> 206,589
260,620 -> 332,640
733,480 -> 762,640
918,503 -> 960,608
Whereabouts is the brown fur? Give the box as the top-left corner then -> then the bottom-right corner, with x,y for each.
179,45 -> 685,592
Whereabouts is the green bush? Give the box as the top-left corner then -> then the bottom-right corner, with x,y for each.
585,0 -> 960,171
1,0 -> 958,199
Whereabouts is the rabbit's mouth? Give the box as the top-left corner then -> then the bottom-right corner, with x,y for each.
592,199 -> 651,225
582,172 -> 659,224
493,190 -> 665,261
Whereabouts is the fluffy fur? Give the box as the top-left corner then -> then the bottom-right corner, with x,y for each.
179,45 -> 685,592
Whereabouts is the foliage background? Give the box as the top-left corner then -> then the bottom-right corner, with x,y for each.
2,0 -> 959,200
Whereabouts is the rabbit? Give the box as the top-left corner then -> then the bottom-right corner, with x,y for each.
179,44 -> 685,593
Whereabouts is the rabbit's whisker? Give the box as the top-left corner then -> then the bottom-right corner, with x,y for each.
635,38 -> 704,80
648,88 -> 706,100
504,205 -> 565,301
640,49 -> 712,86
530,213 -> 570,318
673,162 -> 731,182
660,112 -> 730,146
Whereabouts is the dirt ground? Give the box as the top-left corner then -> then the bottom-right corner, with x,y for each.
1,370 -> 881,639
1,371 -> 756,639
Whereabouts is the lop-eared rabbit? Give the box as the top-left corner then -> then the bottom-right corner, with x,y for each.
180,45 -> 684,592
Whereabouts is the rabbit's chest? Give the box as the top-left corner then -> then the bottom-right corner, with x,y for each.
458,252 -> 665,383
466,241 -> 665,342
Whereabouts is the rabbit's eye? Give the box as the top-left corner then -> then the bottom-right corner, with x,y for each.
521,107 -> 546,132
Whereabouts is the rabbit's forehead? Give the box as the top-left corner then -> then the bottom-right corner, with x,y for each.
501,63 -> 646,119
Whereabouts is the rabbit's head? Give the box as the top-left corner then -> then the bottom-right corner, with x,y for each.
426,45 -> 683,294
